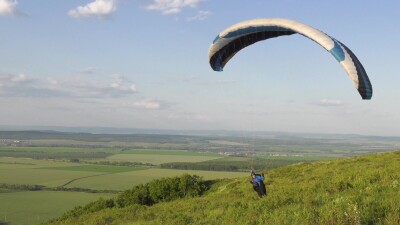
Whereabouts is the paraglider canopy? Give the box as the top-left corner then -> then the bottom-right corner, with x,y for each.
208,18 -> 372,100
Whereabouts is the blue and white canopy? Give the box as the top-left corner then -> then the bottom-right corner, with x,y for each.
208,18 -> 373,100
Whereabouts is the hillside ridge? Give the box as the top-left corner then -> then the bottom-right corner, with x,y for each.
46,151 -> 400,225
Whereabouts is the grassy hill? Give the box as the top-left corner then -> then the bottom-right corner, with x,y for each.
45,151 -> 400,225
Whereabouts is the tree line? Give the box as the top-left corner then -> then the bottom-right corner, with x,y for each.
0,183 -> 44,191
75,159 -> 155,167
0,183 -> 116,194
160,158 -> 305,172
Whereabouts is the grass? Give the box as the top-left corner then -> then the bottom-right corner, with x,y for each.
0,146 -> 114,152
0,156 -> 246,225
64,168 -> 248,191
0,147 -> 222,162
39,165 -> 147,173
0,167 -> 101,187
257,155 -> 335,161
0,156 -> 242,191
0,191 -> 114,225
46,150 -> 400,225
0,158 -> 102,187
106,154 -> 221,165
0,157 -> 73,168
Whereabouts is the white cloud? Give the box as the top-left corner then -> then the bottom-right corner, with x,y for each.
0,73 -> 35,97
68,0 -> 117,18
109,74 -> 137,92
147,0 -> 203,15
133,99 -> 162,110
316,98 -> 344,107
0,0 -> 17,16
0,73 -> 30,84
10,74 -> 29,83
78,67 -> 96,74
0,73 -> 137,98
187,10 -> 211,21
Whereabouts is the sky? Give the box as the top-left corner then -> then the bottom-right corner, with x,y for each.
1,0 -> 400,136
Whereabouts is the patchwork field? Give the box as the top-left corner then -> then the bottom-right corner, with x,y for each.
3,130 -> 395,225
0,157 -> 246,191
0,154 -> 246,225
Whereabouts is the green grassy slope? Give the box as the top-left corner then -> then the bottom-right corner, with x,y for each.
47,151 -> 400,225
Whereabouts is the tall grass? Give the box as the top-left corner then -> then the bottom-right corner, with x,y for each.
45,151 -> 400,225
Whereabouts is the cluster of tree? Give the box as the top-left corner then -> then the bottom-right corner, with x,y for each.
0,183 -> 45,191
160,158 -> 304,172
82,160 -> 155,167
51,187 -> 118,194
0,150 -> 112,160
116,173 -> 207,207
161,161 -> 240,171
54,174 -> 208,222
0,161 -> 34,165
0,183 -> 117,194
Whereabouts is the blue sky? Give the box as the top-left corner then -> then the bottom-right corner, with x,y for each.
1,0 -> 400,136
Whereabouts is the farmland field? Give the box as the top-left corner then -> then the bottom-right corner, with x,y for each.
0,191 -> 113,225
0,150 -> 245,225
0,158 -> 103,187
2,130 -> 400,225
39,164 -> 147,173
106,153 -> 221,164
63,168 -> 248,191
0,156 -> 241,192
120,149 -> 219,156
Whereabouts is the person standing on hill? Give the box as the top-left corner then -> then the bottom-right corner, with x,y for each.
250,170 -> 266,197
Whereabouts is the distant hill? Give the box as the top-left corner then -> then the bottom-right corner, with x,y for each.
2,125 -> 400,140
46,150 -> 400,225
2,130 -> 400,157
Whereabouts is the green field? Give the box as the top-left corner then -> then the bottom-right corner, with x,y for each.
120,149 -> 219,156
0,157 -> 76,168
0,191 -> 114,225
39,164 -> 147,173
106,154 -> 221,164
258,155 -> 335,161
46,151 -> 400,225
104,149 -> 222,165
0,155 -> 247,225
63,168 -> 248,191
0,146 -> 113,152
0,159 -> 102,187
3,130 -> 397,225
0,158 -> 247,192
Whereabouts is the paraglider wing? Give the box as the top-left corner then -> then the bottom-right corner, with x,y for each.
208,18 -> 372,100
